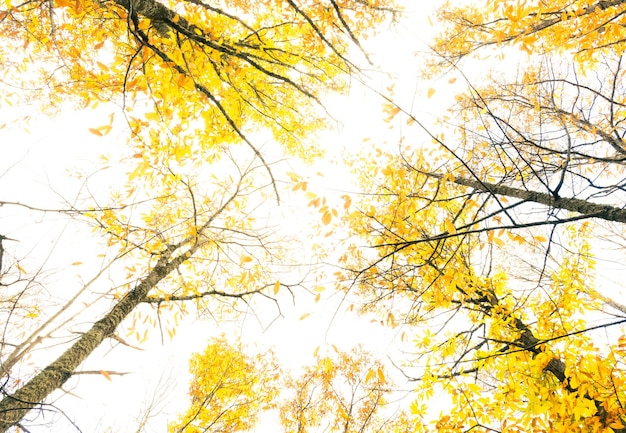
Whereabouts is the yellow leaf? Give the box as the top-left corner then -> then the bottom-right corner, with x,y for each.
410,400 -> 424,415
444,218 -> 456,234
321,211 -> 332,225
273,281 -> 280,295
97,125 -> 112,136
286,172 -> 300,182
74,0 -> 84,14
299,313 -> 311,320
240,255 -> 253,265
100,370 -> 112,381
534,235 -> 547,242
71,261 -> 83,266
15,264 -> 26,273
448,77 -> 457,84
427,88 -> 436,98
377,367 -> 385,382
88,128 -> 103,136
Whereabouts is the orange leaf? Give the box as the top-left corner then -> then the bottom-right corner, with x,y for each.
377,367 -> 385,382
100,370 -> 112,381
321,211 -> 332,225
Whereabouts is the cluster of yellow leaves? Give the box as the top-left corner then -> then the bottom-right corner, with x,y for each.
343,141 -> 626,431
281,347 -> 393,433
168,336 -> 280,433
1,0 -> 393,171
172,340 -> 411,433
329,0 -> 626,432
429,0 -> 626,72
0,0 -> 396,340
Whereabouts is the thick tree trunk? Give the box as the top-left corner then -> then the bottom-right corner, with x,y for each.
0,251 -> 188,432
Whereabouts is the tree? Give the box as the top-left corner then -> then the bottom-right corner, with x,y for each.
279,346 -> 410,433
338,0 -> 626,431
0,0 -> 396,430
171,338 -> 410,433
168,336 -> 280,433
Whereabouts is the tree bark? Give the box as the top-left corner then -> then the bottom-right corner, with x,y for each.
423,172 -> 626,224
0,250 -> 189,432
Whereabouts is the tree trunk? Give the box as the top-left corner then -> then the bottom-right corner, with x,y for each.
0,251 -> 188,432
422,172 -> 626,224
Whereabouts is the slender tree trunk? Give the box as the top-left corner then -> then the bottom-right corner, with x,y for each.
0,251 -> 188,432
423,172 -> 626,223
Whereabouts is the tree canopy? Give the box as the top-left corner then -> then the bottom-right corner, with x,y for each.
338,0 -> 626,432
3,0 -> 626,432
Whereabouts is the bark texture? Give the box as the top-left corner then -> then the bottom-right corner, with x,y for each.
0,250 -> 189,431
425,172 -> 626,224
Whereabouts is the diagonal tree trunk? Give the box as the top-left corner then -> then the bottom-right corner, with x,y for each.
422,171 -> 626,224
0,248 -> 190,432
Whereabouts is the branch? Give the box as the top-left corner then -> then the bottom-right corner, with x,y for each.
0,246 -> 192,431
420,171 -> 626,224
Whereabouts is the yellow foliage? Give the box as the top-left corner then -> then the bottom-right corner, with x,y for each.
344,139 -> 626,430
169,336 -> 280,433
280,346 -> 406,433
